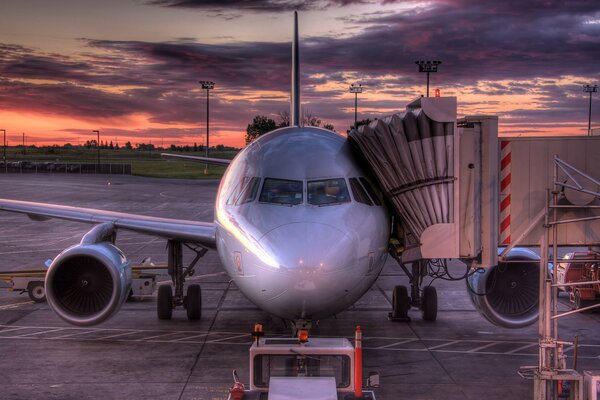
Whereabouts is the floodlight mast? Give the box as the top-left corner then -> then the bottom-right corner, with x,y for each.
415,60 -> 442,97
349,84 -> 363,129
199,80 -> 215,172
583,84 -> 598,136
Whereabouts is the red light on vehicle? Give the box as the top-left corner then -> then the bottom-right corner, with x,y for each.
435,88 -> 441,97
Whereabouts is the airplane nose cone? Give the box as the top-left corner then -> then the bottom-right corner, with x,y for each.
259,222 -> 356,271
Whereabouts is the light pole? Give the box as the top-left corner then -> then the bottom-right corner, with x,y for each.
93,130 -> 100,169
415,60 -> 442,97
1,129 -> 5,162
583,84 -> 598,136
199,80 -> 214,173
349,84 -> 363,129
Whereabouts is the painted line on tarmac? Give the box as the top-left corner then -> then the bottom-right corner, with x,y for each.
0,324 -> 599,360
0,301 -> 34,310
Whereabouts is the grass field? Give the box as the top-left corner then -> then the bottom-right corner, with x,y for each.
1,146 -> 237,179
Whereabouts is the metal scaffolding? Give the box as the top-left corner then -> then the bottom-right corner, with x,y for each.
519,156 -> 600,400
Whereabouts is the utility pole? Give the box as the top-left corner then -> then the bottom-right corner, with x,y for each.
583,84 -> 598,136
415,60 -> 442,97
93,130 -> 100,171
349,84 -> 363,130
199,81 -> 214,173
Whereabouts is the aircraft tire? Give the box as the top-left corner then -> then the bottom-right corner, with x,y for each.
421,286 -> 438,321
186,284 -> 202,320
392,285 -> 410,318
157,285 -> 173,320
27,281 -> 46,303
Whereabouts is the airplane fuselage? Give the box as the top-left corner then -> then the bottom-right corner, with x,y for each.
215,126 -> 390,321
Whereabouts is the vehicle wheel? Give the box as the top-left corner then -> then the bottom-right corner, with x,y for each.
157,285 -> 173,320
27,281 -> 46,303
392,285 -> 410,319
421,286 -> 438,321
186,284 -> 202,321
574,290 -> 592,310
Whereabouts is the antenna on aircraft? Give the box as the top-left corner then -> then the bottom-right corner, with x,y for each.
291,11 -> 300,126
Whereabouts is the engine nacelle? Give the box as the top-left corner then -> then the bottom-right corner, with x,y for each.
467,248 -> 540,328
45,242 -> 132,326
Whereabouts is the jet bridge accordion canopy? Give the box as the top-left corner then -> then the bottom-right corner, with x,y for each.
349,97 -> 460,261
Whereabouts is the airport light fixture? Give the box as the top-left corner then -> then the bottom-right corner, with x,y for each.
415,60 -> 442,97
93,130 -> 100,167
349,83 -> 363,129
199,80 -> 215,172
583,84 -> 598,136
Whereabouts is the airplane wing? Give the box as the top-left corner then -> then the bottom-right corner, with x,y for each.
161,153 -> 232,166
0,199 -> 217,248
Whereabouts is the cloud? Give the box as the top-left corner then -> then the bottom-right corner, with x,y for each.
1,0 -> 599,145
146,0 -> 368,12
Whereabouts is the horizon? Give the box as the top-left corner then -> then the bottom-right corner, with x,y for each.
1,0 -> 599,148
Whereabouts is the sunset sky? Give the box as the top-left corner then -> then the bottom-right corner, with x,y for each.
1,0 -> 599,148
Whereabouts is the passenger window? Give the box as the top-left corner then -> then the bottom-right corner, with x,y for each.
236,177 -> 261,205
359,177 -> 382,206
349,178 -> 372,205
308,178 -> 350,206
259,178 -> 303,205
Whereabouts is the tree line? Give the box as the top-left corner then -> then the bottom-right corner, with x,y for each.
245,111 -> 335,144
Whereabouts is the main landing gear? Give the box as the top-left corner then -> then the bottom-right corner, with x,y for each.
157,240 -> 207,321
389,259 -> 438,322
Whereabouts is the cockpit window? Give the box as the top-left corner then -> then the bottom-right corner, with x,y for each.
359,177 -> 382,206
226,177 -> 261,205
259,178 -> 303,205
236,177 -> 261,205
349,178 -> 372,205
308,178 -> 350,206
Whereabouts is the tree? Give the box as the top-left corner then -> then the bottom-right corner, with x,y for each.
246,115 -> 277,144
124,141 -> 133,150
277,111 -> 290,127
347,118 -> 373,133
303,111 -> 321,127
323,123 -> 335,132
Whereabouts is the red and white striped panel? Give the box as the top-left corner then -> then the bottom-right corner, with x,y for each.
500,140 -> 511,245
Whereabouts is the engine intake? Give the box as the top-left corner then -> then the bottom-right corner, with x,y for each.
45,242 -> 131,326
467,248 -> 540,328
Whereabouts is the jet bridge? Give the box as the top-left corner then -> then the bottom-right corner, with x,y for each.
349,97 -> 600,327
350,96 -> 600,266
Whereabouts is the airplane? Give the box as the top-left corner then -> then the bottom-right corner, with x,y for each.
0,12 -> 538,331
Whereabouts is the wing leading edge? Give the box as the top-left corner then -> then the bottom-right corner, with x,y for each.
0,198 -> 217,248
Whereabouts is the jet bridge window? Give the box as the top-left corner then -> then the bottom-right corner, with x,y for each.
308,178 -> 350,206
259,178 -> 303,205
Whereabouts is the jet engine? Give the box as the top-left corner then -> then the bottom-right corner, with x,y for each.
45,242 -> 131,326
467,248 -> 540,328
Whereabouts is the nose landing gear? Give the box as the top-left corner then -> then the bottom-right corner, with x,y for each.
388,258 -> 439,322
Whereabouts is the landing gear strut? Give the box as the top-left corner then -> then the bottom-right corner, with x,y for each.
388,255 -> 438,322
157,240 -> 207,321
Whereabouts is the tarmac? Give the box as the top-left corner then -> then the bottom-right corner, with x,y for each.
0,173 -> 599,400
